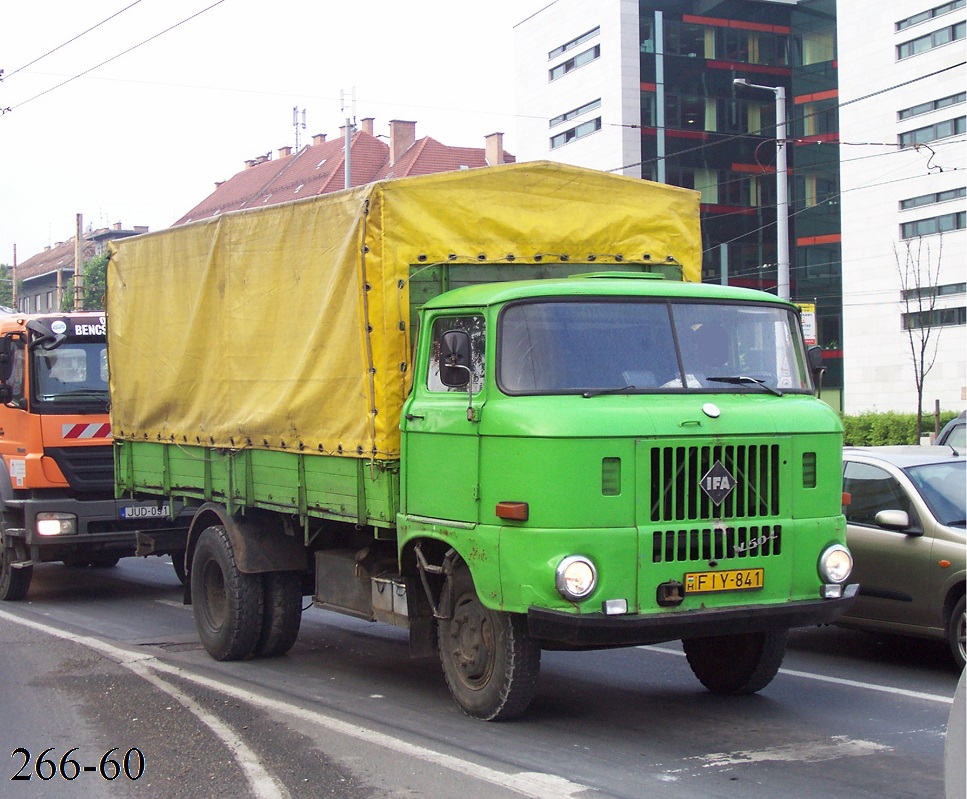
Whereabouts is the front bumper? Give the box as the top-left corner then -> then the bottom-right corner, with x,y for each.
528,584 -> 859,650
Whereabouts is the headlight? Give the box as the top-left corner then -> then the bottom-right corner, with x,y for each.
36,513 -> 77,536
555,556 -> 597,601
819,544 -> 852,584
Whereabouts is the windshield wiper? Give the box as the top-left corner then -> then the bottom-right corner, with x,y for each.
582,385 -> 635,398
706,375 -> 783,397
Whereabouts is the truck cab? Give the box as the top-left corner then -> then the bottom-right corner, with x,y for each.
0,312 -> 188,600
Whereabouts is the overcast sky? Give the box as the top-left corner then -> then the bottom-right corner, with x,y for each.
1,0 -> 551,264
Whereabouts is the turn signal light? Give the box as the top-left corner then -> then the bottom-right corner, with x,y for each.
496,501 -> 528,521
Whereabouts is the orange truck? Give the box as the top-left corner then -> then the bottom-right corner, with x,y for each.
0,311 -> 190,600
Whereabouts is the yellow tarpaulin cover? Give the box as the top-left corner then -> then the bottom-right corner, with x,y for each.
108,161 -> 700,460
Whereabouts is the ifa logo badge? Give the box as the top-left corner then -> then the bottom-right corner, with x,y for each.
700,461 -> 737,505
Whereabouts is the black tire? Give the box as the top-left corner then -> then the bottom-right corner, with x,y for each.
948,595 -> 966,670
0,543 -> 31,601
89,555 -> 121,568
171,551 -> 187,585
683,628 -> 788,694
255,571 -> 303,658
61,555 -> 91,568
191,525 -> 264,661
438,564 -> 541,720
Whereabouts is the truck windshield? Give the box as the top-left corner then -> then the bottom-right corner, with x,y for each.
497,299 -> 811,395
31,341 -> 109,411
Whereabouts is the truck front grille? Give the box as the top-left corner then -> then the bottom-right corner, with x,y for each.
45,446 -> 114,493
651,524 -> 782,564
648,443 -> 780,523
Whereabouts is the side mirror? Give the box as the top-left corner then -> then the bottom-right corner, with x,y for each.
874,509 -> 920,535
807,345 -> 826,395
0,337 -> 15,383
439,330 -> 472,388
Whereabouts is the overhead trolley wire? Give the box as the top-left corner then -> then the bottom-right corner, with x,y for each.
2,0 -> 145,81
5,0 -> 227,113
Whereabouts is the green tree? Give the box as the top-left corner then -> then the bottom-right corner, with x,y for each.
61,252 -> 108,311
0,263 -> 17,309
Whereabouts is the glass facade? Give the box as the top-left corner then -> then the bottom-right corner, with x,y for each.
637,0 -> 842,391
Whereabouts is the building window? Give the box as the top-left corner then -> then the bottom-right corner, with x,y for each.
549,45 -> 600,81
896,0 -> 965,31
903,282 -> 967,300
549,27 -> 600,60
898,92 -> 966,120
900,187 -> 966,209
899,116 -> 966,147
663,21 -> 709,58
896,20 -> 966,58
902,306 -> 966,329
549,117 -> 602,149
900,210 -> 966,238
550,99 -> 602,128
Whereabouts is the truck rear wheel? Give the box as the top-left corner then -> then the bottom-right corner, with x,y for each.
438,564 -> 540,720
255,571 -> 302,658
0,544 -> 31,601
191,525 -> 264,661
683,629 -> 787,694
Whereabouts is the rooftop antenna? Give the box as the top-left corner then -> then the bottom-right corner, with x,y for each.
340,88 -> 356,189
293,106 -> 306,150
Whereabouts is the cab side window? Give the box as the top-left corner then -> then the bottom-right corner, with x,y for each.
843,461 -> 918,528
427,315 -> 485,393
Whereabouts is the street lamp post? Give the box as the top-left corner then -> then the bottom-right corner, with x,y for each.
734,78 -> 789,301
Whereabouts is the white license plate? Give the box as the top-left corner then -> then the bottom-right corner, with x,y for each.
119,504 -> 170,520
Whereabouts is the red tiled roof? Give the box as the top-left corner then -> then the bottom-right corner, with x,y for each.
175,127 -> 515,225
16,239 -> 97,281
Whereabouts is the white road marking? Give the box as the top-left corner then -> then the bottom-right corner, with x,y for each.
643,645 -> 955,705
0,609 -> 287,799
0,608 -> 590,799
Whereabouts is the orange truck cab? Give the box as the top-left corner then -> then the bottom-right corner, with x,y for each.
0,312 -> 189,600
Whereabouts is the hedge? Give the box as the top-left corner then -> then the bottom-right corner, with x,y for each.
841,410 -> 960,446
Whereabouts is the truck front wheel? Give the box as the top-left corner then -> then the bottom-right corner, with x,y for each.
0,543 -> 32,601
191,525 -> 264,661
438,564 -> 540,720
683,629 -> 787,694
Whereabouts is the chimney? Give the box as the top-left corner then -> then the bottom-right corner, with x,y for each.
278,146 -> 292,158
245,159 -> 257,169
113,222 -> 122,231
361,117 -> 375,135
312,133 -> 327,145
134,226 -> 149,234
485,132 -> 505,166
389,120 -> 416,165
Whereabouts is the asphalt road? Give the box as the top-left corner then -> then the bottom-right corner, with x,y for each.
0,556 -> 961,799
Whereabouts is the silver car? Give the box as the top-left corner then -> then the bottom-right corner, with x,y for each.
840,446 -> 965,669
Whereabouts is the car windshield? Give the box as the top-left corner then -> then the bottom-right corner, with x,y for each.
497,299 -> 811,395
906,460 -> 966,527
32,342 -> 109,408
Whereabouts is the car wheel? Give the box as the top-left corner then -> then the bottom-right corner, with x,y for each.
683,628 -> 787,694
948,595 -> 966,670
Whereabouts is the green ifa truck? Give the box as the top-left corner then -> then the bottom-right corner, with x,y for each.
108,162 -> 856,720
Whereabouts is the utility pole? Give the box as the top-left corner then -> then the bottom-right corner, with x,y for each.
733,79 -> 790,300
341,88 -> 355,190
74,213 -> 84,310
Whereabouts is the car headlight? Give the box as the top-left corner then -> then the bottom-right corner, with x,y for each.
36,512 -> 77,536
556,556 -> 597,601
819,544 -> 852,584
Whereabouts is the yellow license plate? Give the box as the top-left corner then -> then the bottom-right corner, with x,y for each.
684,568 -> 764,593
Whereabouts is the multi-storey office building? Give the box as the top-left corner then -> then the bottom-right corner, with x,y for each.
516,0 -> 843,408
837,0 -> 965,414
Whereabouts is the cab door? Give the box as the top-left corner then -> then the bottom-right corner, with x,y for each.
401,314 -> 486,523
